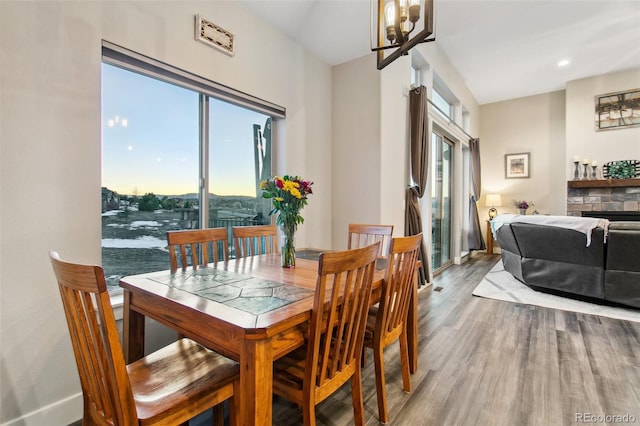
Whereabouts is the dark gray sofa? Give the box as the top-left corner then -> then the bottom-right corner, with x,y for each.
495,220 -> 640,309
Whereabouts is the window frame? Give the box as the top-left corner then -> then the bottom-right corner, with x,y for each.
101,41 -> 284,296
102,41 -> 285,119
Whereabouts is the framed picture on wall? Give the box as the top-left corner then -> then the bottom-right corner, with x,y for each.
505,152 -> 530,179
595,88 -> 640,131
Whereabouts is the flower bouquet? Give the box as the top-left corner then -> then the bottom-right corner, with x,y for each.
513,199 -> 534,214
260,175 -> 314,267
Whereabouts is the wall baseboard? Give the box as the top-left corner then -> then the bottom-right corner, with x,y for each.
0,393 -> 82,426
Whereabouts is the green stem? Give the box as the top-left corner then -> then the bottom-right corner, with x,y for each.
280,220 -> 296,268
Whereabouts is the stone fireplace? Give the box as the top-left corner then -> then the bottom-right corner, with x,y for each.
567,178 -> 640,220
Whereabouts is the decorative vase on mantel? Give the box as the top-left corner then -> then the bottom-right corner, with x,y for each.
279,220 -> 296,268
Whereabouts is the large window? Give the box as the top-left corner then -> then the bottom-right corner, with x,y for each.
101,44 -> 281,292
432,89 -> 452,119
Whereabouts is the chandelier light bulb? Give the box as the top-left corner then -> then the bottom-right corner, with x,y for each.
408,0 -> 420,23
384,1 -> 396,27
401,18 -> 411,37
384,1 -> 397,42
398,0 -> 409,22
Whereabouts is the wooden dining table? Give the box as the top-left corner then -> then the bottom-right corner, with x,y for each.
120,250 -> 418,426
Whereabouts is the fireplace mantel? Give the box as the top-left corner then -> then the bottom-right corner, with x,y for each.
567,178 -> 640,189
567,178 -> 640,217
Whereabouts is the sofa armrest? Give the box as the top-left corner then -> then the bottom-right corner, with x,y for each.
495,224 -> 521,255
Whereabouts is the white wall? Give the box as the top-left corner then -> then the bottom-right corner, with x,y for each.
379,55 -> 412,236
566,68 -> 640,178
0,1 -> 332,424
331,54 -> 382,248
480,91 -> 567,219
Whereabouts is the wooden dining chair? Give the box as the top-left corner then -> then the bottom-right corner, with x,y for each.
49,251 -> 240,426
232,224 -> 279,258
348,223 -> 394,258
166,227 -> 230,272
362,233 -> 422,424
272,242 -> 380,426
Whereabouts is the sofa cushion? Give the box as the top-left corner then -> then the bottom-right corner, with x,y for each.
607,227 -> 640,272
604,223 -> 640,308
608,222 -> 640,231
511,223 -> 605,267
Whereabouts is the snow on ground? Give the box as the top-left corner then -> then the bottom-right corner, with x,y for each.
102,235 -> 167,249
104,220 -> 162,230
129,221 -> 162,228
101,207 -> 139,217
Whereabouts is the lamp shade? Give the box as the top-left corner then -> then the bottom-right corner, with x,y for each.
485,194 -> 502,207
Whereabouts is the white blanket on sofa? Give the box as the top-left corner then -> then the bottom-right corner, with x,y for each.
490,214 -> 609,246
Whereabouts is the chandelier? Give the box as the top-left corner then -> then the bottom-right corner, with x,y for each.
371,0 -> 435,70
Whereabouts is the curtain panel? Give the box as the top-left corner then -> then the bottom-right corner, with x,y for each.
468,138 -> 485,250
405,86 -> 431,285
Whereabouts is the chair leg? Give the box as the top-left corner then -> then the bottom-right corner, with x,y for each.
212,404 -> 224,425
373,344 -> 389,424
229,381 -> 240,426
302,400 -> 317,426
399,328 -> 412,392
351,368 -> 366,426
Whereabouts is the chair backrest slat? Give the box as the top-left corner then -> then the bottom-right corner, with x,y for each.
232,225 -> 279,258
347,224 -> 394,258
167,228 -> 230,272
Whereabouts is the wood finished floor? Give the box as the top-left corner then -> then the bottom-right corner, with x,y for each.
271,253 -> 640,426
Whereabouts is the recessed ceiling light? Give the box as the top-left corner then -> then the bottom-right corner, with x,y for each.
557,59 -> 571,67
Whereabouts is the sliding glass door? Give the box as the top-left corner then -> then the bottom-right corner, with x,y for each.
431,132 -> 453,271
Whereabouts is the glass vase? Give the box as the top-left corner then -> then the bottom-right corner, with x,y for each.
279,222 -> 296,268
519,208 -> 527,215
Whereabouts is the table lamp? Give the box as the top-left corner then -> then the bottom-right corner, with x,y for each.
485,193 -> 502,220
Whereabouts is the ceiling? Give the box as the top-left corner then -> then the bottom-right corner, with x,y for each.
238,0 -> 640,105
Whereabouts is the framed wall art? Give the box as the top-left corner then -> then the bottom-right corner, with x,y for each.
595,88 -> 640,131
505,152 -> 530,179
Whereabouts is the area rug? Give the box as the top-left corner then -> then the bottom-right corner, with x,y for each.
473,261 -> 640,323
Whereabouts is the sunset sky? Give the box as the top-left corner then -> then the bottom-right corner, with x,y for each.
101,63 -> 270,197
